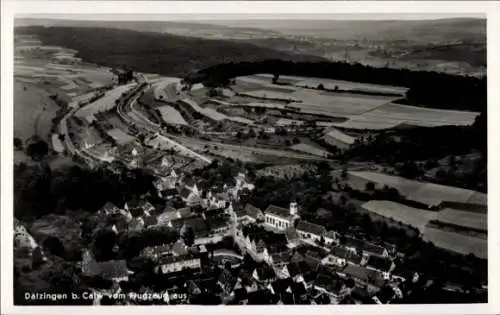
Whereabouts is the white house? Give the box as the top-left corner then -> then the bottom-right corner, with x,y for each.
264,202 -> 300,231
324,231 -> 338,245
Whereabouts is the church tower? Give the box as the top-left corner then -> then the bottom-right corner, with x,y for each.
289,201 -> 299,216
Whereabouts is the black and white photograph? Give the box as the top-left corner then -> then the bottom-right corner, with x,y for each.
1,1 -> 498,314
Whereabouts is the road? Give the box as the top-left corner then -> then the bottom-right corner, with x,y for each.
116,76 -> 213,164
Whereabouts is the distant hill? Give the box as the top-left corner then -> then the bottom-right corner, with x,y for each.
16,17 -> 486,43
199,18 -> 486,43
14,18 -> 283,39
15,26 -> 324,76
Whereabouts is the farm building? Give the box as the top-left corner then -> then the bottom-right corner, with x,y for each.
323,128 -> 356,150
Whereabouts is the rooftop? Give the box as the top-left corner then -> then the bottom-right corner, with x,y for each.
157,252 -> 200,265
296,220 -> 327,236
344,237 -> 387,256
314,274 -> 345,295
265,205 -> 293,220
330,246 -> 363,265
271,250 -> 294,266
366,255 -> 393,272
236,204 -> 263,220
253,263 -> 276,281
339,264 -> 386,288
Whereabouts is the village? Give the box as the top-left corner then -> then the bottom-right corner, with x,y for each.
15,158 -> 422,306
11,22 -> 487,307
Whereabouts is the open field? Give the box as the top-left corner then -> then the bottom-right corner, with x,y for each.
348,171 -> 486,208
75,83 -> 136,118
436,208 -> 487,232
253,74 -> 410,95
106,128 -> 136,145
422,227 -> 487,259
361,200 -> 438,232
289,143 -> 330,157
355,103 -> 479,127
348,171 -> 423,196
14,82 -> 59,143
238,90 -> 299,102
225,75 -> 480,130
157,105 -> 189,126
408,183 -> 478,207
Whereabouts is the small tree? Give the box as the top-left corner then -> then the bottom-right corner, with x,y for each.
341,167 -> 348,181
26,139 -> 49,161
14,138 -> 23,150
182,226 -> 195,247
365,182 -> 376,191
272,73 -> 280,84
317,83 -> 325,90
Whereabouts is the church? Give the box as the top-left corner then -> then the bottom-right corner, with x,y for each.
263,202 -> 300,231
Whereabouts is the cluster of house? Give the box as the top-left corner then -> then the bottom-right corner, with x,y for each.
75,157 -> 422,305
13,220 -> 47,270
229,201 -> 419,304
78,166 -> 256,288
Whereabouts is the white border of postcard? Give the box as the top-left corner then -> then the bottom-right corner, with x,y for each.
2,1 -> 500,315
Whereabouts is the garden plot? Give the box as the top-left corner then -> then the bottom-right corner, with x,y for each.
362,200 -> 438,232
422,227 -> 486,259
436,208 -> 487,232
157,105 -> 189,126
289,143 -> 330,157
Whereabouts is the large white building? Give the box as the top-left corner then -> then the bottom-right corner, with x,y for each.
156,254 -> 201,274
264,202 -> 300,231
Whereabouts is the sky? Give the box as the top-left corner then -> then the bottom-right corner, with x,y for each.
18,13 -> 485,21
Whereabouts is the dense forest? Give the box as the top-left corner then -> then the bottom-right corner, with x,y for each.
15,26 -> 323,75
192,60 -> 486,112
14,162 -> 156,223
